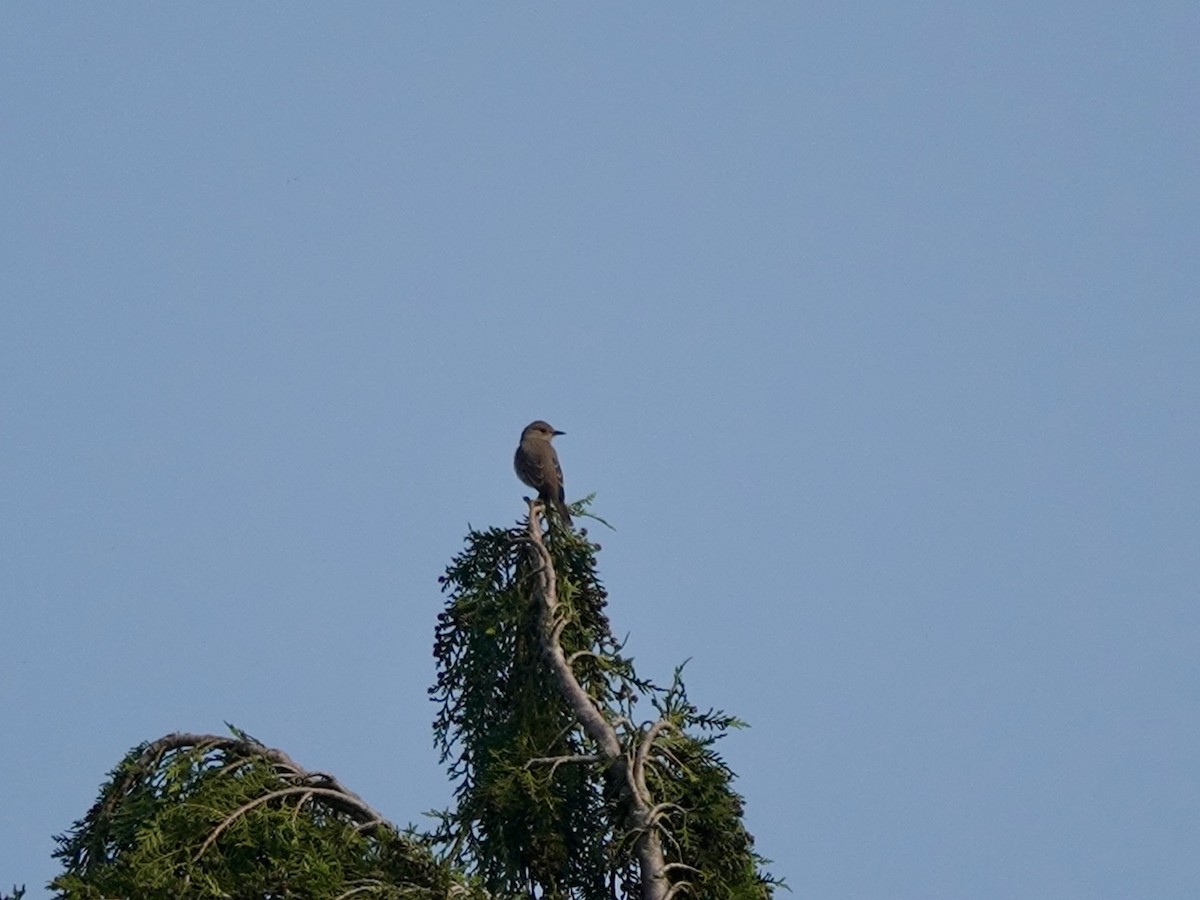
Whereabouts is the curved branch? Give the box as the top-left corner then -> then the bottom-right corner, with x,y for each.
523,753 -> 603,781
526,507 -> 621,760
526,503 -> 669,900
634,719 -> 675,806
119,732 -> 394,860
567,649 -> 603,667
197,786 -> 386,859
646,802 -> 686,827
663,862 -> 701,875
290,790 -> 316,825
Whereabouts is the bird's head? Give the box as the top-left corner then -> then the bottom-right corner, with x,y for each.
522,420 -> 564,441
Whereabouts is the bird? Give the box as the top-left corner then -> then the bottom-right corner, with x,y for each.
514,420 -> 572,526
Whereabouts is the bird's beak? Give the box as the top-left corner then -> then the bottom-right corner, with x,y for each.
553,430 -> 565,436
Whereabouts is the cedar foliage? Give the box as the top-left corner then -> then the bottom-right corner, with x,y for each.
430,509 -> 778,898
47,734 -> 482,900
31,502 -> 779,899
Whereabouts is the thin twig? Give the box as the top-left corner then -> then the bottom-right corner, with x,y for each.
523,753 -> 603,781
523,753 -> 603,769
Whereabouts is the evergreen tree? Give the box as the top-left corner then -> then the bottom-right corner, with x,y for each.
47,732 -> 483,900
34,501 -> 778,899
429,503 -> 778,898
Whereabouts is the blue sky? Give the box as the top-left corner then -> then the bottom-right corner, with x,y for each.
2,5 -> 1197,897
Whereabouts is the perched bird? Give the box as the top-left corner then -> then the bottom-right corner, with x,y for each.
514,420 -> 572,525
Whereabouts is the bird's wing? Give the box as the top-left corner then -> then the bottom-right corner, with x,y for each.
552,455 -> 566,500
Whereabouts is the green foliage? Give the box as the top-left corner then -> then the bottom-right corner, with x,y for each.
432,510 -> 780,898
49,733 -> 484,900
39,503 -> 780,900
432,521 -> 631,897
642,671 -> 779,899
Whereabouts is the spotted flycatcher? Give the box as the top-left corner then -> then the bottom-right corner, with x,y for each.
514,420 -> 572,526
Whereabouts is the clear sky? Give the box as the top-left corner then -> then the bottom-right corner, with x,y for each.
2,5 -> 1197,898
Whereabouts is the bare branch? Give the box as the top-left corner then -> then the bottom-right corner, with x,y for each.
662,863 -> 701,875
646,802 -> 686,827
523,753 -> 603,769
523,753 -> 603,781
196,786 -> 380,859
526,502 -> 670,900
526,505 -> 622,760
551,618 -> 568,645
290,790 -> 316,825
634,719 -> 675,805
567,649 -> 603,667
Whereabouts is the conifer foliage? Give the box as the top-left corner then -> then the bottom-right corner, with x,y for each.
431,504 -> 778,899
32,502 -> 778,899
48,732 -> 482,899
